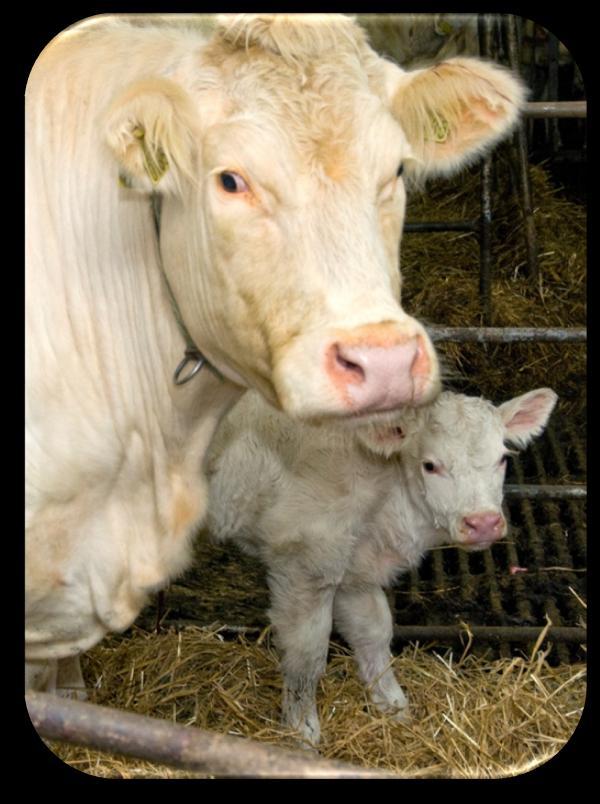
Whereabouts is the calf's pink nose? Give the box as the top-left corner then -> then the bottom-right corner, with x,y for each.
462,512 -> 505,544
327,332 -> 432,413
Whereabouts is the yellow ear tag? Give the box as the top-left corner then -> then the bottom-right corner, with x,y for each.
133,126 -> 169,184
428,113 -> 451,144
118,171 -> 133,189
436,20 -> 454,36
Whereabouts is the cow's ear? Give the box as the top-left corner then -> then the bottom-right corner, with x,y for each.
498,388 -> 558,448
389,57 -> 526,180
105,77 -> 198,193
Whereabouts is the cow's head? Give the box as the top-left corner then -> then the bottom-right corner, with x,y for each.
105,14 -> 525,421
358,388 -> 558,550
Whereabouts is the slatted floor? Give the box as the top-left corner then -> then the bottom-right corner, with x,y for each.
390,418 -> 587,663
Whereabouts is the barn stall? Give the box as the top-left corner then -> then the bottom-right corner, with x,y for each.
29,13 -> 586,778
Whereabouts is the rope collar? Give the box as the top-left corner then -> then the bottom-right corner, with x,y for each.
150,193 -> 220,386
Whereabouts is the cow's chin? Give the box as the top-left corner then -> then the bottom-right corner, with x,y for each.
275,389 -> 434,427
459,540 -> 497,553
324,407 -> 407,431
455,533 -> 506,552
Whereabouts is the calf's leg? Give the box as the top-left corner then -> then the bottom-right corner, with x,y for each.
268,572 -> 336,746
333,584 -> 409,720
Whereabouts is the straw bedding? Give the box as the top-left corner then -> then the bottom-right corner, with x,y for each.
46,623 -> 585,778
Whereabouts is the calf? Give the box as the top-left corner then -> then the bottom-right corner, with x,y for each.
207,387 -> 557,744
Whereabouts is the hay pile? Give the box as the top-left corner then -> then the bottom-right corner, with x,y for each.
401,157 -> 586,421
46,624 -> 585,779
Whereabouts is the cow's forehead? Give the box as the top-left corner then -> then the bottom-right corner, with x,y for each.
199,32 -> 406,176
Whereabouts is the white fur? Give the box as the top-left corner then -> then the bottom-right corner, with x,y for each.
26,14 -> 524,688
207,387 -> 557,743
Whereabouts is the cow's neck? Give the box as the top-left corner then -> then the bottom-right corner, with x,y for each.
149,192 -> 216,388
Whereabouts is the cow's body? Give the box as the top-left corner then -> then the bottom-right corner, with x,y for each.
26,14 -> 524,689
207,388 -> 557,744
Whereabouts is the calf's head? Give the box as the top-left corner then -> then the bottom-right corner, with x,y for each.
105,14 -> 525,420
358,388 -> 558,550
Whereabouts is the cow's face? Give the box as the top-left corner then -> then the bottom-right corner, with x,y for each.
105,14 -> 525,422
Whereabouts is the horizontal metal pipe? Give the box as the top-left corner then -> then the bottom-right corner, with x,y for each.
523,101 -> 587,118
404,221 -> 478,233
26,693 -> 394,779
544,150 -> 587,164
427,326 -> 587,342
392,625 -> 587,644
504,484 -> 587,499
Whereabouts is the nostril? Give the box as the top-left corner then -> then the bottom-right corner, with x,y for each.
334,345 -> 365,382
463,513 -> 504,535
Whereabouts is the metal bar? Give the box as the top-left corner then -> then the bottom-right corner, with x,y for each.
547,33 -> 562,153
511,458 -> 548,569
457,546 -> 475,603
482,548 -> 507,643
480,155 -> 493,325
501,526 -> 536,626
478,14 -> 495,325
431,541 -> 446,593
546,423 -> 587,563
392,624 -> 586,643
404,221 -> 478,233
506,14 -> 539,284
523,102 -> 588,119
26,693 -> 394,779
504,484 -> 587,499
529,441 -> 581,636
510,458 -> 567,653
427,327 -> 587,342
531,149 -> 586,164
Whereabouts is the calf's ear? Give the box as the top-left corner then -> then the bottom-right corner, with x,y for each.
498,388 -> 558,448
388,57 -> 526,180
104,77 -> 199,194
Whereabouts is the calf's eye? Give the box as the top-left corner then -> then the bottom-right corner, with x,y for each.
219,171 -> 249,193
396,163 -> 404,177
423,461 -> 436,473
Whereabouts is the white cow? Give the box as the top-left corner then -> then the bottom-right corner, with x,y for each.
26,13 -> 525,691
207,387 -> 558,744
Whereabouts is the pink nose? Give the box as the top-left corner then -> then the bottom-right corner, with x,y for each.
326,332 -> 433,413
461,512 -> 506,545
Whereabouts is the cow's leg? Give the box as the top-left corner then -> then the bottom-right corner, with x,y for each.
25,659 -> 58,693
333,584 -> 410,721
268,572 -> 336,747
56,655 -> 87,700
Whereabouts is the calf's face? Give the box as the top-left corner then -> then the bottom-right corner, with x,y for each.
360,388 -> 558,551
105,15 -> 525,421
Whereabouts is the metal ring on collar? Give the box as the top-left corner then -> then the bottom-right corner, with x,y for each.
173,349 -> 206,386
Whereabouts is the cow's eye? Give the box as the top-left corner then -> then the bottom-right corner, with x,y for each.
219,171 -> 249,193
396,163 -> 404,177
423,461 -> 437,473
